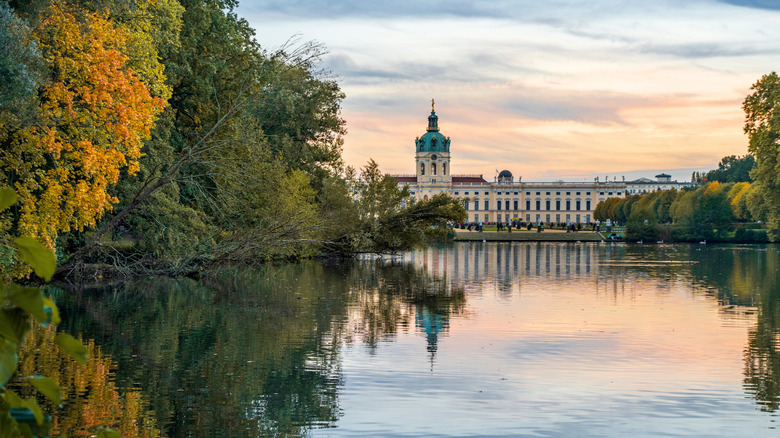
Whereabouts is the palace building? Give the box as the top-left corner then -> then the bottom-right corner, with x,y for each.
393,103 -> 637,225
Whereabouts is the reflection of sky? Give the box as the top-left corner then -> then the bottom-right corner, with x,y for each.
327,243 -> 771,437
238,1 -> 780,180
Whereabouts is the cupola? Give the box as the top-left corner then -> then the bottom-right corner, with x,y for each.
416,99 -> 450,153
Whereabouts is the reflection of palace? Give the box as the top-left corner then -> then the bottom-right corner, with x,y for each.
393,101 -> 691,225
402,242 -> 600,284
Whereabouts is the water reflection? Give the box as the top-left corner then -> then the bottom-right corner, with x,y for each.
56,264 -> 349,437
51,243 -> 780,437
341,260 -> 465,364
405,243 -> 597,286
13,324 -> 163,437
401,243 -> 780,417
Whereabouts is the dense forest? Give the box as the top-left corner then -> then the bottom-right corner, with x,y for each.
0,0 -> 465,282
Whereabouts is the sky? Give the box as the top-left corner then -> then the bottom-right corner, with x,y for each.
236,0 -> 780,181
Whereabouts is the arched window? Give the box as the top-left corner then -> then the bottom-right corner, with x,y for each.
420,163 -> 425,175
432,163 -> 437,175
443,163 -> 447,175
423,195 -> 429,201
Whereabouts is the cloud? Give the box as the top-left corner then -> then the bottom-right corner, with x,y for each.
240,0 -> 774,180
242,0 -> 506,19
497,90 -> 654,125
242,0 -> 718,22
716,0 -> 780,10
323,53 -> 414,81
637,42 -> 778,59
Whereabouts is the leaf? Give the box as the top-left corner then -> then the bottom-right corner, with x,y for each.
0,339 -> 18,387
0,405 -> 22,438
97,429 -> 121,438
28,376 -> 62,405
7,285 -> 46,323
21,398 -> 43,426
54,333 -> 88,365
41,298 -> 61,326
0,187 -> 16,212
3,392 -> 51,435
2,389 -> 23,407
13,237 -> 55,282
0,308 -> 30,346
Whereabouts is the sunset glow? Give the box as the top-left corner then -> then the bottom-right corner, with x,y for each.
239,1 -> 780,180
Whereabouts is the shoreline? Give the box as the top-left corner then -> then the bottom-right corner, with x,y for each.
452,229 -> 605,242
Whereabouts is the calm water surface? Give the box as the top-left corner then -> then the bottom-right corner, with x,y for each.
54,243 -> 780,437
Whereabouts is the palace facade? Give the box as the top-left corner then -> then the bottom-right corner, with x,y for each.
393,104 -> 689,225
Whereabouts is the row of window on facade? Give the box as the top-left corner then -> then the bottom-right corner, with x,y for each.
464,199 -> 592,211
452,190 -> 622,197
470,213 -> 591,224
420,162 -> 447,176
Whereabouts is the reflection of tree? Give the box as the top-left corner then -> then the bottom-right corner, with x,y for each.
681,245 -> 780,412
54,257 -> 468,436
13,324 -> 162,437
738,250 -> 780,412
342,259 -> 466,362
56,262 -> 350,437
596,243 -> 780,412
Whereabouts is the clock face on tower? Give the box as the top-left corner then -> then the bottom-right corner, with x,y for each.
430,154 -> 438,160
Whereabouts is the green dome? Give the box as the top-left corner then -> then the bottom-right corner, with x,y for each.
415,109 -> 450,153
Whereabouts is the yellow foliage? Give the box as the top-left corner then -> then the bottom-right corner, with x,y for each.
15,324 -> 163,437
703,181 -> 721,195
1,4 -> 164,248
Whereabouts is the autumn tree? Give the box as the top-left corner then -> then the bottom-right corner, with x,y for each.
0,3 -> 164,251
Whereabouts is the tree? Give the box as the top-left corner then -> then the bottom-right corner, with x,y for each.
670,182 -> 734,241
653,189 -> 677,223
0,4 -> 164,250
0,3 -> 45,118
71,0 -> 346,268
728,182 -> 752,221
703,154 -> 756,183
743,72 -> 780,239
745,182 -> 769,224
373,194 -> 466,252
251,49 -> 346,188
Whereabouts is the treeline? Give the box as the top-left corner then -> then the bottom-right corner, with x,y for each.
594,181 -> 767,242
0,0 -> 464,279
595,71 -> 780,244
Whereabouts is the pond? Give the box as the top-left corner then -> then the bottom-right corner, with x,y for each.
51,242 -> 779,437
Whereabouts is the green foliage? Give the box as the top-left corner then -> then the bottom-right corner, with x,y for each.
0,339 -> 17,387
97,429 -> 121,438
0,3 -> 45,115
0,188 -> 17,212
54,333 -> 88,365
28,376 -> 62,405
252,49 -> 346,187
734,228 -> 770,243
372,194 -> 466,252
743,72 -> 780,239
13,237 -> 55,282
701,154 -> 756,183
599,182 -> 762,242
745,182 -> 769,224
